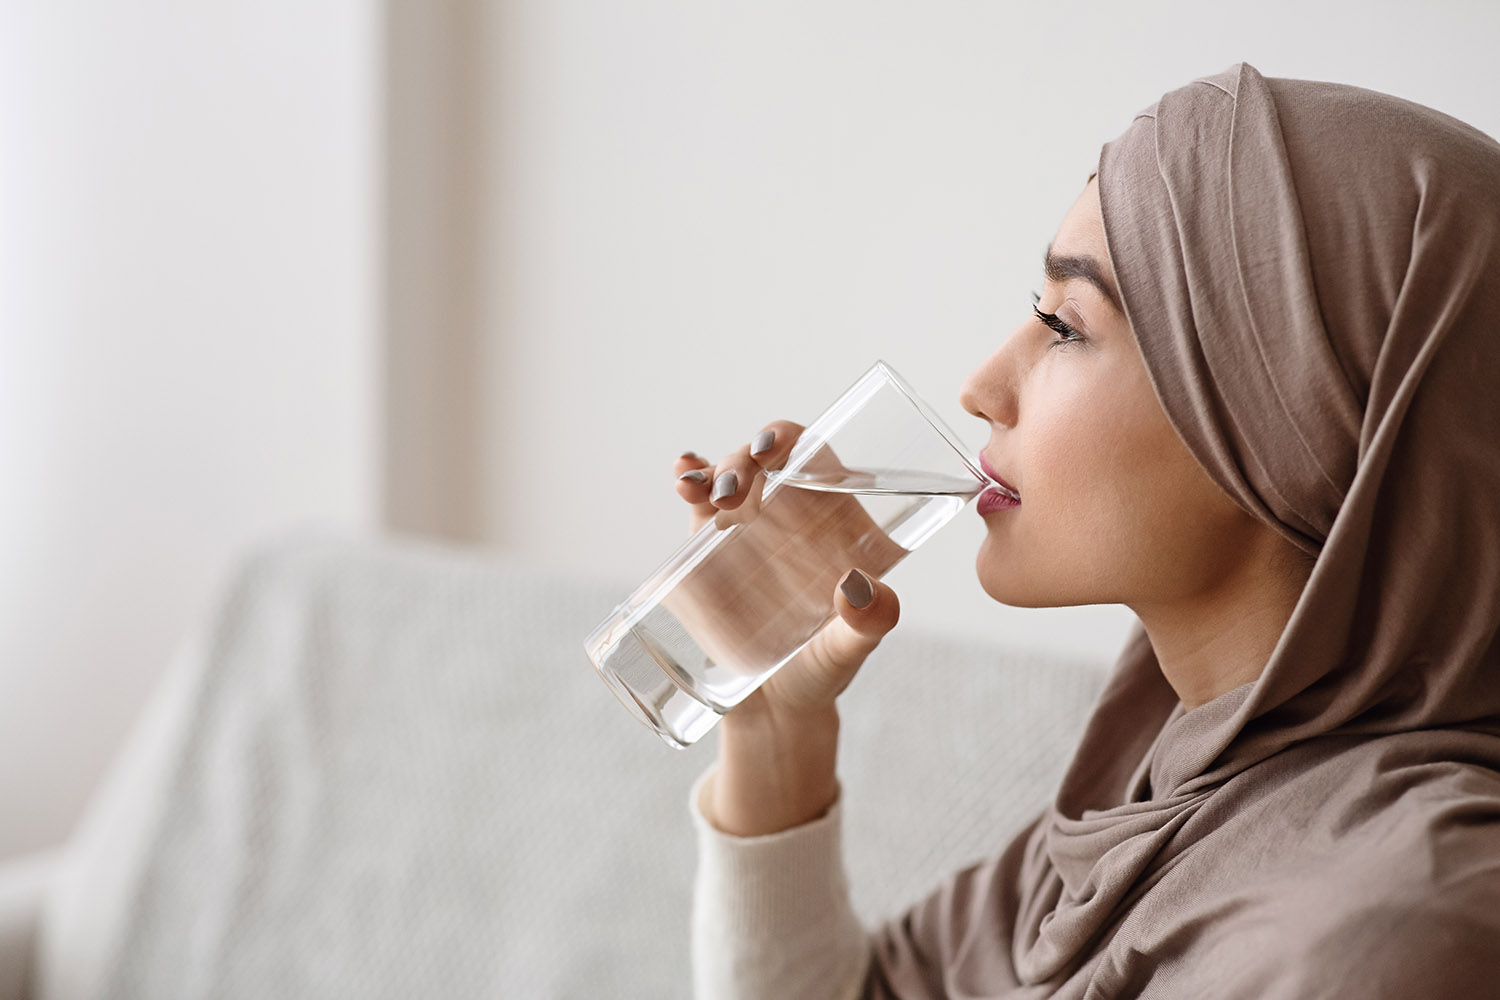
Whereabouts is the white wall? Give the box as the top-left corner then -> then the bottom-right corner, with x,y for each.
0,3 -> 379,859
476,0 -> 1500,662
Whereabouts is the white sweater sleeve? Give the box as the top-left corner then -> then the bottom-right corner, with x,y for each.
689,763 -> 872,1000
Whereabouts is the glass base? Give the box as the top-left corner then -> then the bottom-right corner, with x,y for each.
588,624 -> 722,749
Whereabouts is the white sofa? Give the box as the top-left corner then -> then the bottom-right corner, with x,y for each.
0,531 -> 1107,999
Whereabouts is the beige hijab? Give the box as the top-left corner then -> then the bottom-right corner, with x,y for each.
867,62 -> 1500,997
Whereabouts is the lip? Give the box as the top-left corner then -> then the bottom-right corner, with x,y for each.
977,453 -> 1021,500
977,488 -> 1021,515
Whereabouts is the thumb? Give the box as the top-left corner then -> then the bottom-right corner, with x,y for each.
829,568 -> 900,659
765,568 -> 902,711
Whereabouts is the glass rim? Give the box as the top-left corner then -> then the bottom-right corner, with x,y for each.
868,359 -> 994,489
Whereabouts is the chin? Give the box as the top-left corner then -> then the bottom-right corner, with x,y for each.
973,545 -> 1081,609
975,550 -> 1044,608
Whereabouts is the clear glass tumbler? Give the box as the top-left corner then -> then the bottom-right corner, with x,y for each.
584,360 -> 994,748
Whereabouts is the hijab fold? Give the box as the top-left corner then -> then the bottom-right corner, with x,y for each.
868,62 -> 1500,998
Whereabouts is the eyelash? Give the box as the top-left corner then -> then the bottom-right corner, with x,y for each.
1030,290 -> 1086,349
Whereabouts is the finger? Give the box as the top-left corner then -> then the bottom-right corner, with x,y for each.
674,451 -> 708,475
744,420 -> 806,472
703,448 -> 763,512
675,452 -> 719,530
675,451 -> 712,495
747,422 -> 858,490
699,420 -> 808,513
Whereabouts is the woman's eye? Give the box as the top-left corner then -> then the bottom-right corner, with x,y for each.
1029,291 -> 1086,349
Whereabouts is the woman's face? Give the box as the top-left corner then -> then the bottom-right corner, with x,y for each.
960,177 -> 1267,612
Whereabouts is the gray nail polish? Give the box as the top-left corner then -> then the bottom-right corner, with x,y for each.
679,469 -> 708,483
840,569 -> 873,609
711,470 -> 738,502
750,429 -> 776,456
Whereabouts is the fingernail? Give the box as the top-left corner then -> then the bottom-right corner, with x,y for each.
680,451 -> 701,461
840,568 -> 873,609
750,429 -> 776,456
711,470 -> 738,502
679,469 -> 709,483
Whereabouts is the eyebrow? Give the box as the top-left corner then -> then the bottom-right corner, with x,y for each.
1043,243 -> 1123,314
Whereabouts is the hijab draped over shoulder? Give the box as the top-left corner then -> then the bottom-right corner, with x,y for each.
866,62 -> 1500,998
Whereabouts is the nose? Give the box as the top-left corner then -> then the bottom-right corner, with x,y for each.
959,334 -> 1022,430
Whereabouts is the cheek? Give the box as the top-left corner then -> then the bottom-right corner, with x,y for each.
1016,365 -> 1213,582
1056,381 -> 1241,592
1024,367 -> 1145,525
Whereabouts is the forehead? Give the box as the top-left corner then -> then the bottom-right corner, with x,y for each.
1043,177 -> 1123,314
1054,176 -> 1110,264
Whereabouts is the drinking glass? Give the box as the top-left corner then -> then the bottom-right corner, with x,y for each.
584,360 -> 994,748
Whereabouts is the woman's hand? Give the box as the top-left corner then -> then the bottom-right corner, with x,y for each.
671,421 -> 903,721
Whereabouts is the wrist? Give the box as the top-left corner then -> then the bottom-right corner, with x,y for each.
711,706 -> 840,837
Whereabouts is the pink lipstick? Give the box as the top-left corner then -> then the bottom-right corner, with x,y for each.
977,488 -> 1021,514
976,453 -> 1021,515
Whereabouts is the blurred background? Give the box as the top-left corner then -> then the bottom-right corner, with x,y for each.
3,0 -> 1497,864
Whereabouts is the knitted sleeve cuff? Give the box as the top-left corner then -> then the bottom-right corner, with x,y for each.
688,763 -> 870,999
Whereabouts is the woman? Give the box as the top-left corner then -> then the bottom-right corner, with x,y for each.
675,62 -> 1500,996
